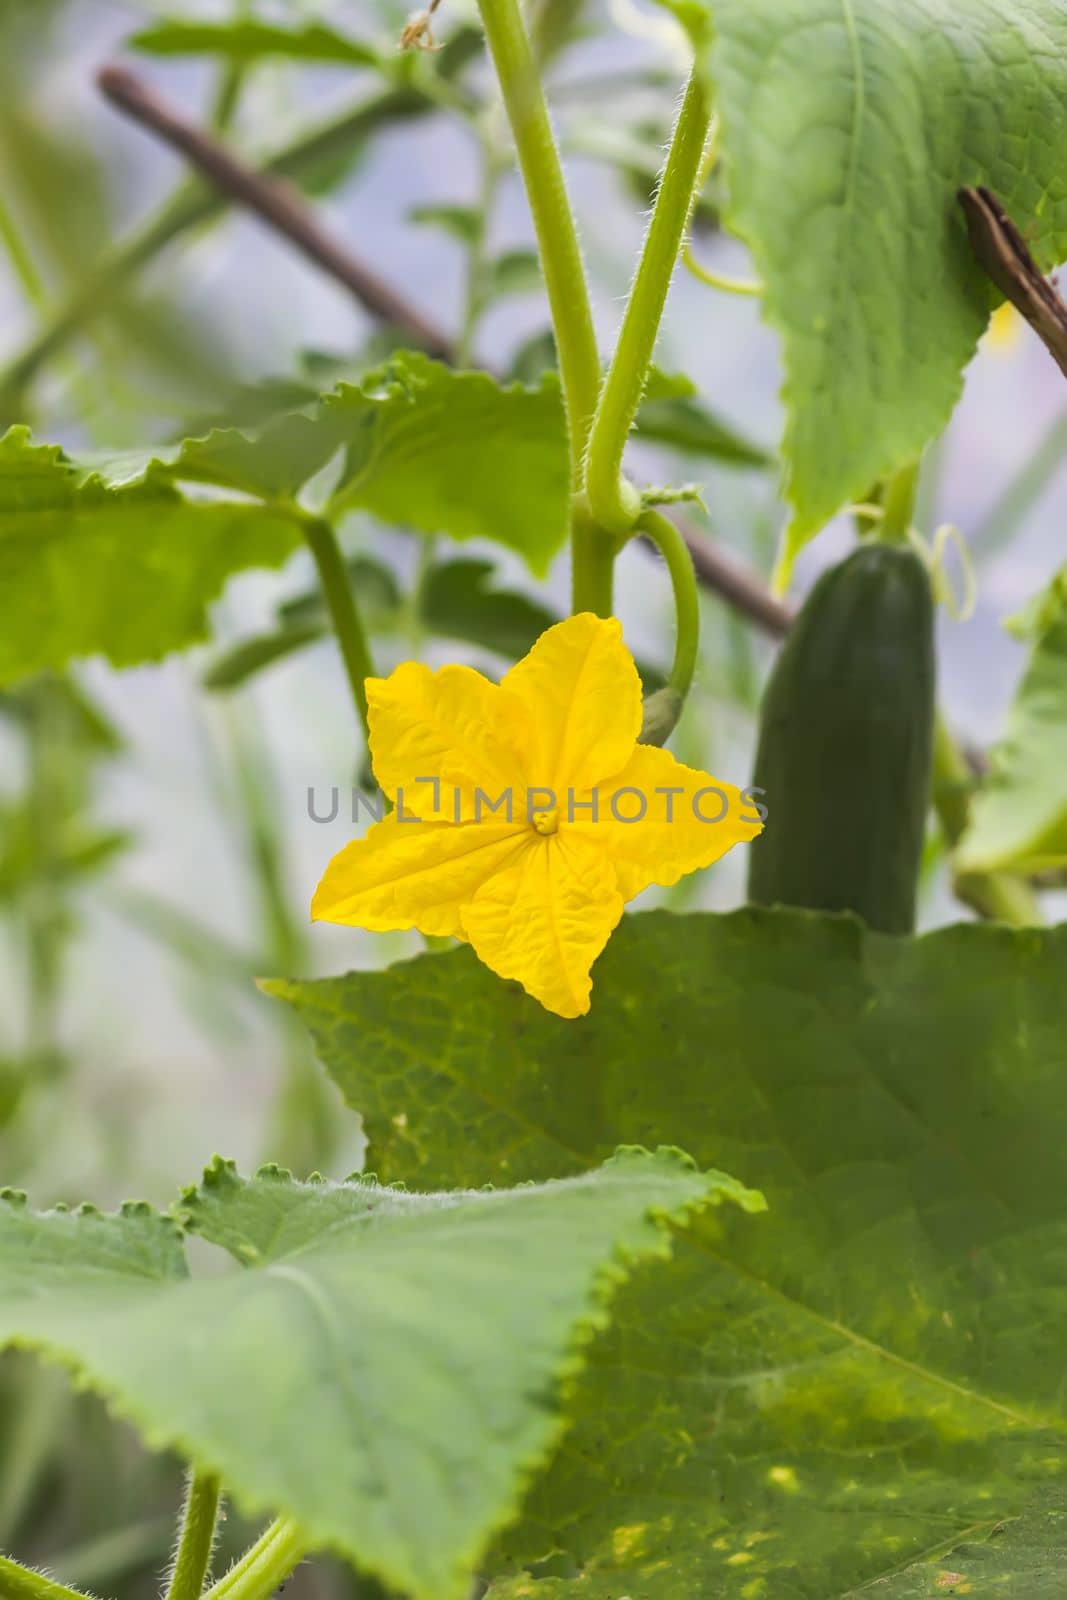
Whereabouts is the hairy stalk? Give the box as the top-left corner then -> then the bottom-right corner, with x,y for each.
0,84 -> 426,403
300,516 -> 377,742
201,1520 -> 306,1600
474,0 -> 600,467
0,1554 -> 95,1600
637,510 -> 700,703
584,68 -> 711,536
164,1471 -> 221,1600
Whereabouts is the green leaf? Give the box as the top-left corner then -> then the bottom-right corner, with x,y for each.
485,250 -> 544,302
200,620 -> 327,693
637,368 -> 770,466
127,19 -> 381,69
407,204 -> 481,244
419,558 -> 559,661
958,577 -> 1067,874
871,1487 -> 1067,1596
202,555 -> 401,691
170,415 -> 338,503
0,1153 -> 759,1600
657,0 -> 1067,567
0,429 -> 301,684
272,907 -> 1067,1597
323,355 -> 570,575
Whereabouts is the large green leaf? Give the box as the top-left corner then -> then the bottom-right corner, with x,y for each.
0,429 -> 300,684
321,355 -> 570,575
872,1487 -> 1067,1597
657,0 -> 1067,569
176,354 -> 570,575
272,908 -> 1067,1597
128,18 -> 381,69
0,1152 -> 759,1600
958,572 -> 1067,874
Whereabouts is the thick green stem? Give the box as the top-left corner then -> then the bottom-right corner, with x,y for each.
0,85 -> 425,404
878,460 -> 920,542
0,1554 -> 94,1600
165,1471 -> 220,1600
301,517 -> 376,742
571,508 -> 615,618
932,713 -> 1041,925
637,509 -> 700,701
201,1520 -> 306,1600
475,0 -> 600,474
584,69 -> 711,536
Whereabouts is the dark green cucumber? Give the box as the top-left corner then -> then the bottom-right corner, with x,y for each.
747,542 -> 935,934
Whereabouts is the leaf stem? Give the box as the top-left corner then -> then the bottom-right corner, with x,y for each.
300,515 -> 376,742
164,1471 -> 221,1600
584,68 -> 711,536
878,460 -> 920,542
201,1520 -> 306,1600
474,0 -> 601,476
0,1554 -> 95,1600
637,509 -> 700,701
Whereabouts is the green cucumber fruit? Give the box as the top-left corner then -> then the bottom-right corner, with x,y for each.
746,542 -> 935,934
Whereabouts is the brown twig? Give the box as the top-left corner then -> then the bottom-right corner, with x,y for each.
96,64 -> 794,638
97,63 -> 455,362
958,185 -> 1067,381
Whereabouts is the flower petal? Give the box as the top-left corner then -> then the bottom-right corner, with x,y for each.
367,662 -> 531,821
569,743 -> 763,902
462,831 -> 623,1018
312,815 -> 528,938
501,613 -> 641,796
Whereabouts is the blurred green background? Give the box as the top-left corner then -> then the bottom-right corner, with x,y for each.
0,3 -> 1064,1588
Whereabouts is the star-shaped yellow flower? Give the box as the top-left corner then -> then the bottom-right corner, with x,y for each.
312,613 -> 762,1018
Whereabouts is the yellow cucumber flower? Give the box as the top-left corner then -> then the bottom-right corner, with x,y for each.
312,613 -> 762,1018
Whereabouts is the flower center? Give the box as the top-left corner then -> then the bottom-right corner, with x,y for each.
532,805 -> 560,836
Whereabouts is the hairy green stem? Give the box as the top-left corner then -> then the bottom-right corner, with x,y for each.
474,0 -> 601,472
0,1554 -> 94,1600
0,85 -> 425,403
201,1520 -> 306,1600
165,1471 -> 221,1600
584,69 -> 711,536
637,509 -> 700,702
301,516 -> 376,741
